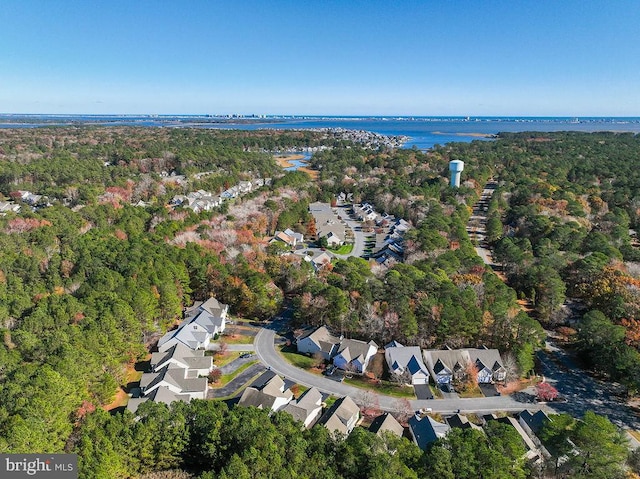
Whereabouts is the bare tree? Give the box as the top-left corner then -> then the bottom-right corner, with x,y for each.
389,368 -> 412,386
394,398 -> 414,426
359,390 -> 382,419
501,352 -> 521,384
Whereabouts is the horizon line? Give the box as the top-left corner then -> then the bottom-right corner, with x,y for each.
2,113 -> 640,119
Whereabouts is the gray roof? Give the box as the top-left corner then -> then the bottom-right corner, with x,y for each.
336,338 -> 378,364
466,348 -> 504,372
238,374 -> 293,411
309,202 -> 346,241
158,297 -> 228,350
423,349 -> 471,377
446,413 -> 483,431
282,387 -> 323,425
408,414 -> 450,450
369,413 -> 405,437
386,346 -> 429,377
297,326 -> 340,352
519,410 -> 550,434
127,386 -> 190,414
319,396 -> 360,436
150,343 -> 212,371
141,365 -> 208,394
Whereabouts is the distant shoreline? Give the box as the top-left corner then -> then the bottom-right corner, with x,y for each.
432,131 -> 494,138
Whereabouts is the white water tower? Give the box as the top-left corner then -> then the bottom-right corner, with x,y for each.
449,160 -> 464,187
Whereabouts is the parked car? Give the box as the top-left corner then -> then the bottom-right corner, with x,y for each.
240,352 -> 252,359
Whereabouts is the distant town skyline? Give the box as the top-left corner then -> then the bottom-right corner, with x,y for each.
1,1 -> 639,116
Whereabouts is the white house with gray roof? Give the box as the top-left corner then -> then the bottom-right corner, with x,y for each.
130,343 -> 213,413
319,396 -> 360,437
127,386 -> 191,414
423,349 -> 471,385
237,372 -> 293,412
282,387 -> 324,428
333,338 -> 378,374
423,348 -> 506,385
150,343 -> 213,377
467,348 -> 506,383
139,365 -> 208,401
296,326 -> 341,360
157,297 -> 228,352
385,345 -> 430,385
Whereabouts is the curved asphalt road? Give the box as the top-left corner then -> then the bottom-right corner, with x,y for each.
254,327 -> 544,415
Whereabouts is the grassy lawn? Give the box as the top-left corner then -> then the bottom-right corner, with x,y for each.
215,360 -> 258,386
344,376 -> 416,399
222,334 -> 255,345
457,384 -> 484,398
212,351 -> 242,367
329,243 -> 354,255
279,347 -> 319,370
323,396 -> 338,408
431,385 -> 443,399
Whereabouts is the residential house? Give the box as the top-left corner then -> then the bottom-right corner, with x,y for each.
237,180 -> 253,194
284,228 -> 304,245
408,414 -> 450,450
139,366 -> 208,401
270,231 -> 297,248
324,231 -> 343,247
319,396 -> 360,437
305,251 -> 333,272
484,414 -> 543,462
423,349 -> 472,385
422,347 -> 506,386
157,297 -> 229,352
296,326 -> 341,360
237,371 -> 293,412
0,201 -> 20,214
467,348 -> 507,384
129,343 -> 212,414
354,203 -> 378,222
385,345 -> 430,385
518,410 -> 550,436
446,413 -> 483,431
127,386 -> 190,414
333,338 -> 378,374
309,201 -> 346,245
282,387 -> 324,428
172,190 -> 222,213
369,413 -> 405,438
150,343 -> 213,377
518,410 -> 552,461
16,190 -> 44,206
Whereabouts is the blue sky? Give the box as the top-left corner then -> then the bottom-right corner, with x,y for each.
1,0 -> 639,116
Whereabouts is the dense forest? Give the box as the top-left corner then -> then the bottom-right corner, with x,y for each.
440,132 -> 640,393
1,127 -> 639,477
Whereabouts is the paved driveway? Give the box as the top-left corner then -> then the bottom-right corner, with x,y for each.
207,363 -> 266,399
479,384 -> 501,397
414,384 -> 434,400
